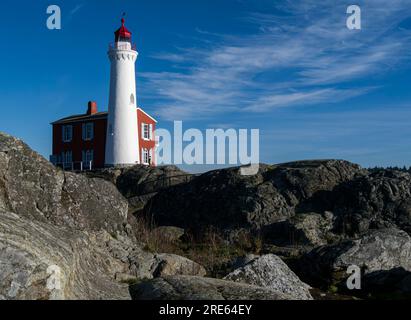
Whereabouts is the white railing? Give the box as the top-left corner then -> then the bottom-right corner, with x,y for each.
108,42 -> 137,51
52,161 -> 93,172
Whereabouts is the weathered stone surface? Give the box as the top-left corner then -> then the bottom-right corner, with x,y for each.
299,228 -> 411,287
99,235 -> 207,280
224,254 -> 313,300
116,165 -> 191,198
127,251 -> 207,279
361,268 -> 411,296
0,211 -> 130,300
130,275 -> 292,300
0,132 -> 128,234
263,212 -> 335,247
85,165 -> 190,198
152,254 -> 207,278
146,160 -> 364,231
332,170 -> 411,236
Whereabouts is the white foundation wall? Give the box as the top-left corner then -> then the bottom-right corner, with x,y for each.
105,44 -> 140,166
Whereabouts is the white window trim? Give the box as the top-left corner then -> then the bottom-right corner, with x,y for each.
82,123 -> 94,141
62,125 -> 73,143
142,148 -> 150,165
142,123 -> 150,141
62,151 -> 72,164
149,124 -> 153,141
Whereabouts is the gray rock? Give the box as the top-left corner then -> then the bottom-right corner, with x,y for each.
127,250 -> 206,279
299,228 -> 411,287
152,254 -> 207,278
0,132 -> 128,234
224,254 -> 313,300
332,170 -> 411,236
85,165 -> 191,199
0,211 -> 130,300
263,212 -> 335,247
130,275 -> 293,300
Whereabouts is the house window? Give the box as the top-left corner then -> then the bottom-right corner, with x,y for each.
130,93 -> 135,105
142,148 -> 149,165
62,151 -> 72,164
82,123 -> 94,141
62,125 -> 73,142
142,123 -> 150,140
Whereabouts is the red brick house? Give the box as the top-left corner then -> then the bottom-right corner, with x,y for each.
50,101 -> 157,170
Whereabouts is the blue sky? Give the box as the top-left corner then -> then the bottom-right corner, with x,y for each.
1,0 -> 411,171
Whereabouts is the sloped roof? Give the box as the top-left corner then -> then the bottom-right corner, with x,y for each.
51,108 -> 157,125
51,112 -> 108,125
115,18 -> 132,40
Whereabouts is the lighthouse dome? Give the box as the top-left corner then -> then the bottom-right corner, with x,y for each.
114,18 -> 132,42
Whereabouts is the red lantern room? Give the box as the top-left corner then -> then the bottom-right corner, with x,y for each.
115,18 -> 132,43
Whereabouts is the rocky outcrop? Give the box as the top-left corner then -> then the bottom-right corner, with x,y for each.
145,160 -> 364,231
298,228 -> 411,287
0,211 -> 130,300
94,165 -> 189,195
224,254 -> 313,300
0,132 -> 128,234
130,275 -> 293,300
2,130 -> 411,300
331,170 -> 411,236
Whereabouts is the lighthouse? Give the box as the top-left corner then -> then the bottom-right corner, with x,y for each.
105,18 -> 140,167
50,18 -> 157,170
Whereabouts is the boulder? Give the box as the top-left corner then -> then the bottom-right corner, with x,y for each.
263,212 -> 335,247
128,251 -> 206,279
152,254 -> 207,277
99,238 -> 207,280
0,211 -> 130,300
224,254 -> 313,300
299,228 -> 411,287
0,132 -> 128,234
129,275 -> 293,300
361,268 -> 411,296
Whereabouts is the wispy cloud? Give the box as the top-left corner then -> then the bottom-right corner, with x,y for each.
69,3 -> 85,19
141,0 -> 411,120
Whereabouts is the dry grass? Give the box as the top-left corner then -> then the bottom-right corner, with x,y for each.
132,217 -> 262,278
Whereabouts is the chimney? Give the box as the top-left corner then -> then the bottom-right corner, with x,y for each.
87,101 -> 98,115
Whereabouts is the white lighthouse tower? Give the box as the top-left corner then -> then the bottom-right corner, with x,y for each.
105,18 -> 140,167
